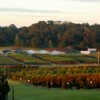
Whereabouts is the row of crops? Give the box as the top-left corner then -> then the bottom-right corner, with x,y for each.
0,53 -> 98,65
34,54 -> 98,64
11,65 -> 100,89
0,54 -> 22,65
34,54 -> 76,63
8,53 -> 98,65
7,53 -> 50,65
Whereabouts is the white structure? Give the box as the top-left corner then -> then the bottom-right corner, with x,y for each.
39,50 -> 49,54
49,50 -> 65,55
27,50 -> 36,55
0,51 -> 3,54
81,51 -> 91,54
81,48 -> 97,54
88,48 -> 97,52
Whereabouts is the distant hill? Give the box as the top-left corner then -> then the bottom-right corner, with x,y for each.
0,21 -> 100,50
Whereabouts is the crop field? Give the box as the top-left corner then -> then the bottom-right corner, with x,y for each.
8,80 -> 100,100
8,53 -> 49,65
35,54 -> 76,61
0,52 -> 99,100
11,65 -> 100,89
60,54 -> 97,63
34,54 -> 98,64
0,52 -> 96,66
0,54 -> 22,65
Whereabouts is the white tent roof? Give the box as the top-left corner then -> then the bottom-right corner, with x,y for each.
39,50 -> 49,54
27,50 -> 36,54
0,51 -> 3,54
49,50 -> 65,55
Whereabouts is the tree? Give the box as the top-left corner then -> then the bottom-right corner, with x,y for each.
15,34 -> 21,47
49,40 -> 53,48
31,37 -> 39,47
0,70 -> 10,100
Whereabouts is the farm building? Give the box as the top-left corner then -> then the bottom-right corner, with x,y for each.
81,51 -> 91,54
81,48 -> 97,54
88,48 -> 97,52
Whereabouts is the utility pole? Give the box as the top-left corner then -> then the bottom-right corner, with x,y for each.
12,85 -> 14,100
98,51 -> 100,65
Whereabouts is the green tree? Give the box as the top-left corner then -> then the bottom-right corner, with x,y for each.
0,70 -> 10,100
49,40 -> 53,48
15,34 -> 21,47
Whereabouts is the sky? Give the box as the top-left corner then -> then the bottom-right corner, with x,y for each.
0,0 -> 100,27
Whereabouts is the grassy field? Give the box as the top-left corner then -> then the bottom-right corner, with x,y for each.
0,55 -> 22,65
8,53 -> 48,64
8,80 -> 100,100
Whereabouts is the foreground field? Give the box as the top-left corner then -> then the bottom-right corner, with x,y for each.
8,80 -> 100,100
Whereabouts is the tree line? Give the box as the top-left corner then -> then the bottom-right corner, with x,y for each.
0,21 -> 100,50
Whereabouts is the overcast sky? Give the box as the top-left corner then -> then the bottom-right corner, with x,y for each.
0,0 -> 100,27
